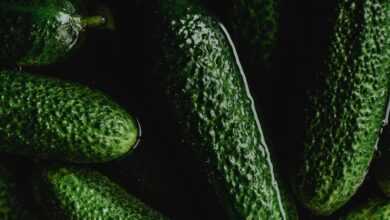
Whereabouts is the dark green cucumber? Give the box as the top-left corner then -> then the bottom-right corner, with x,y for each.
0,0 -> 110,66
341,198 -> 390,220
0,165 -> 35,220
0,70 -> 138,163
149,0 -> 295,219
295,0 -> 390,215
33,166 -> 168,220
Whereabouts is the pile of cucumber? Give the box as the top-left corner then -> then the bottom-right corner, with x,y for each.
0,0 -> 389,219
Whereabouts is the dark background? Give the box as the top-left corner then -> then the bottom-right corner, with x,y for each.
7,0 -> 383,219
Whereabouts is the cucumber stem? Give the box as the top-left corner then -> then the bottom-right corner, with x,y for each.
81,16 -> 107,28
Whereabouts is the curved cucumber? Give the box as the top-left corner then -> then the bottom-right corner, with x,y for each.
0,0 -> 109,66
33,166 -> 168,220
0,70 -> 138,163
295,0 -> 390,215
341,198 -> 390,220
149,0 -> 295,219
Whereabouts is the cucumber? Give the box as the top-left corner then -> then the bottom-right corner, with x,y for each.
341,198 -> 390,220
33,165 -> 168,220
295,0 -> 390,215
0,70 -> 139,163
0,0 -> 110,66
148,0 -> 296,219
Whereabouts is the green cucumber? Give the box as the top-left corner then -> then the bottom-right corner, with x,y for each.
0,0 -> 110,66
295,0 -> 390,215
33,165 -> 168,220
149,0 -> 296,219
0,70 -> 139,163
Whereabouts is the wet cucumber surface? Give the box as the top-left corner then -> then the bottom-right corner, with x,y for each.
0,0 -> 389,219
146,0 -> 296,219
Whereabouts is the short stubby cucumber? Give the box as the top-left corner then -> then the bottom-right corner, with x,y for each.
0,165 -> 34,220
33,166 -> 168,220
295,0 -> 390,215
149,0 -> 296,219
0,0 -> 109,66
0,70 -> 139,163
341,198 -> 390,220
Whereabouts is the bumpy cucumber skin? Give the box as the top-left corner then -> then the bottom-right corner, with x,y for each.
0,166 -> 33,220
0,0 -> 85,66
0,70 -> 138,163
296,0 -> 390,215
342,198 -> 390,220
223,0 -> 279,72
34,166 -> 168,220
152,0 -> 293,219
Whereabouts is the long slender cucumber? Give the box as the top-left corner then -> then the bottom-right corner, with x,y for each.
295,0 -> 390,215
148,0 -> 296,219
